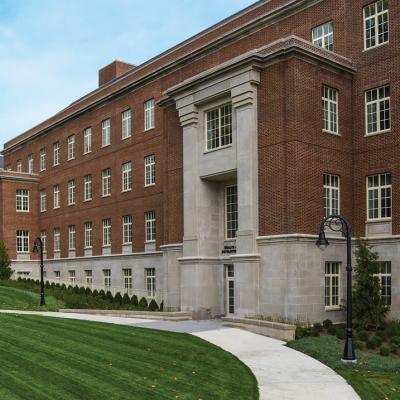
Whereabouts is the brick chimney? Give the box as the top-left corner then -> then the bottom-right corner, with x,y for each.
98,60 -> 135,87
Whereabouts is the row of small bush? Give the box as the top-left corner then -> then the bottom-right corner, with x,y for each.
2,278 -> 163,312
295,319 -> 346,340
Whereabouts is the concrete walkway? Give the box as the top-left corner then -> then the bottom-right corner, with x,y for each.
0,310 -> 360,400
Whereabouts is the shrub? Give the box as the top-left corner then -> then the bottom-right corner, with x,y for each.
357,330 -> 369,342
313,323 -> 323,332
122,293 -> 130,304
138,297 -> 148,310
390,336 -> 400,346
354,340 -> 365,350
85,287 -> 92,296
61,284 -> 67,291
366,336 -> 380,349
99,290 -> 106,300
148,299 -> 159,311
385,321 -> 400,338
380,345 -> 390,357
79,286 -> 86,295
335,327 -> 346,340
114,292 -> 123,305
323,319 -> 333,330
73,286 -> 80,294
160,300 -> 164,311
327,325 -> 336,335
131,295 -> 139,306
375,330 -> 387,341
373,335 -> 384,347
389,344 -> 398,354
0,242 -> 12,280
45,281 -> 51,289
295,326 -> 313,339
92,289 -> 99,297
105,291 -> 114,303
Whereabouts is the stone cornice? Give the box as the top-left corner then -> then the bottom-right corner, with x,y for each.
0,171 -> 39,183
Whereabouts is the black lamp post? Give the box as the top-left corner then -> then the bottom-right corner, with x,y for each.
32,237 -> 46,306
316,214 -> 356,363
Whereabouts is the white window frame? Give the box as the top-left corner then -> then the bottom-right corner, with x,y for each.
16,189 -> 29,212
102,118 -> 111,147
225,185 -> 238,240
84,175 -> 92,201
121,162 -> 132,192
145,211 -> 156,243
40,189 -> 46,212
40,230 -> 47,253
323,174 -> 340,217
145,268 -> 156,297
144,99 -> 155,131
53,142 -> 60,166
364,0 -> 389,50
68,180 -> 76,206
28,154 -> 34,174
84,222 -> 92,248
68,225 -> 76,250
67,135 -> 76,160
83,127 -> 92,154
102,218 -> 112,247
102,168 -> 111,197
53,185 -> 60,209
205,103 -> 233,151
322,86 -> 339,134
144,154 -> 156,186
375,261 -> 391,306
122,109 -> 132,139
365,85 -> 390,135
85,270 -> 93,286
367,173 -> 391,221
103,269 -> 111,292
312,21 -> 333,51
69,270 -> 76,286
54,228 -> 61,252
54,271 -> 61,282
123,268 -> 132,289
16,160 -> 22,173
325,261 -> 341,309
16,230 -> 29,253
39,148 -> 46,171
122,215 -> 132,244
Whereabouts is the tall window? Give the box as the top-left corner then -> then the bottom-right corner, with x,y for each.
364,0 -> 389,50
54,271 -> 61,282
322,86 -> 338,134
84,127 -> 92,154
39,148 -> 46,171
68,225 -> 76,250
325,262 -> 340,308
67,135 -> 76,160
69,270 -> 76,286
16,231 -> 29,253
102,168 -> 111,196
16,160 -> 22,172
225,185 -> 238,239
145,268 -> 156,297
28,154 -> 34,174
40,230 -> 47,253
145,211 -> 156,242
103,269 -> 111,292
121,162 -> 132,192
16,189 -> 29,212
144,99 -> 155,130
103,219 -> 111,246
53,185 -> 60,209
53,142 -> 60,166
206,103 -> 232,150
84,222 -> 92,248
323,174 -> 340,217
144,155 -> 155,186
122,109 -> 131,139
367,173 -> 391,220
365,85 -> 390,135
84,175 -> 92,201
375,261 -> 391,306
123,268 -> 132,289
102,119 -> 111,147
40,189 -> 46,212
122,215 -> 132,244
85,270 -> 93,286
312,21 -> 333,51
54,228 -> 61,252
68,180 -> 76,205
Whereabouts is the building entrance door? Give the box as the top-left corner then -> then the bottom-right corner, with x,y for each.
225,264 -> 235,315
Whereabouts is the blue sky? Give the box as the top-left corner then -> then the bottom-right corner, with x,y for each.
0,0 -> 255,146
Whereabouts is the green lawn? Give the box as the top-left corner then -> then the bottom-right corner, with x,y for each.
288,335 -> 400,400
0,286 -> 65,311
0,314 -> 258,400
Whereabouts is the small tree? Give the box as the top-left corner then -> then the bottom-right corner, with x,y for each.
0,242 -> 12,280
353,239 -> 389,329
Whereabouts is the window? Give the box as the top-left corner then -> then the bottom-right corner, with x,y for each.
85,270 -> 93,286
225,185 -> 238,239
121,162 -> 132,192
5,165 -> 11,171
67,135 -> 76,160
312,21 -> 333,51
102,119 -> 111,147
206,103 -> 232,150
55,271 -> 60,282
145,268 -> 156,297
144,155 -> 155,186
122,109 -> 131,139
16,231 -> 29,253
69,270 -> 76,286
102,168 -> 111,197
103,269 -> 111,292
375,261 -> 391,306
322,86 -> 338,134
103,218 -> 111,246
16,189 -> 29,212
68,225 -> 76,250
323,174 -> 340,217
53,185 -> 60,209
144,99 -> 155,130
367,173 -> 391,220
54,228 -> 60,252
40,190 -> 46,212
84,175 -> 92,201
123,268 -> 132,289
84,127 -> 92,154
16,160 -> 22,172
145,211 -> 156,242
67,180 -> 76,206
40,231 -> 47,253
122,215 -> 132,244
28,154 -> 34,174
84,222 -> 92,248
365,85 -> 390,135
364,0 -> 389,50
40,148 -> 46,171
325,262 -> 340,308
53,142 -> 60,166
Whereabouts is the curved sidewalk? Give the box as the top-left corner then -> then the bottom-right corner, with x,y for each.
0,310 -> 360,400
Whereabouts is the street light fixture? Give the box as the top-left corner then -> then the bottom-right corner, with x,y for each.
316,214 -> 356,363
32,237 -> 46,306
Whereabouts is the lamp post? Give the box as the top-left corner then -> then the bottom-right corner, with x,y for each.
32,237 -> 45,306
316,214 -> 356,363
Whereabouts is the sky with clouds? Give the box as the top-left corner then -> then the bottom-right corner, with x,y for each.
0,0 -> 255,147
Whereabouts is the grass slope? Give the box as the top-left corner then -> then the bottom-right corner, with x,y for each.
288,335 -> 400,400
0,314 -> 258,400
0,286 -> 65,311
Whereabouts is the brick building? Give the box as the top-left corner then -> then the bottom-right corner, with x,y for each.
1,0 -> 398,322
